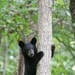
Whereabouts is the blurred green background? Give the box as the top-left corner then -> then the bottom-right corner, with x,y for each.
0,0 -> 75,75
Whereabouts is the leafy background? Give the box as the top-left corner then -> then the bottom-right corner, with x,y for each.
0,0 -> 75,75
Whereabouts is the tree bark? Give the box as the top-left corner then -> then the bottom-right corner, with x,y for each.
3,28 -> 8,75
69,0 -> 75,37
17,50 -> 24,75
37,0 -> 52,75
69,0 -> 75,23
17,38 -> 27,75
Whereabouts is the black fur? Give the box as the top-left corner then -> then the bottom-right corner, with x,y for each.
51,44 -> 55,58
18,37 -> 44,75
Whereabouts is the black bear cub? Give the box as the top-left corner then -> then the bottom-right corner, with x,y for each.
18,37 -> 44,75
18,37 -> 55,75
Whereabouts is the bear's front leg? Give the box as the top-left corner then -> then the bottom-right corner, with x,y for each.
51,44 -> 55,58
36,51 -> 44,64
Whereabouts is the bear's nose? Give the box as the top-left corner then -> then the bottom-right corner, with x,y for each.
30,49 -> 34,57
30,53 -> 34,57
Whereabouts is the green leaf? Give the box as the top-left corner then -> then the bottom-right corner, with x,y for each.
57,0 -> 64,5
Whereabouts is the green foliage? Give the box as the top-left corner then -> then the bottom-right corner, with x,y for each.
52,0 -> 75,75
0,0 -> 75,75
0,0 -> 38,75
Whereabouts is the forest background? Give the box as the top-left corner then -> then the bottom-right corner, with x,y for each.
0,0 -> 75,75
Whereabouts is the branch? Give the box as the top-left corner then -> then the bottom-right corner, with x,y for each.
55,36 -> 75,59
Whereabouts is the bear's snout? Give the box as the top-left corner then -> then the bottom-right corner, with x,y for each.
28,49 -> 34,57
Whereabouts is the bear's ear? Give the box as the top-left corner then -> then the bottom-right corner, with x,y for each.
18,41 -> 25,48
30,37 -> 37,45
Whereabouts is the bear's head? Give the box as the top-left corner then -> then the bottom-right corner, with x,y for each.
18,37 -> 37,58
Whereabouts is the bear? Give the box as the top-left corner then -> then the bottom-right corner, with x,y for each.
18,37 -> 44,75
18,37 -> 55,75
51,44 -> 55,58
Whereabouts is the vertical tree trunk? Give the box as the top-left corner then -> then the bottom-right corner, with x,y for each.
37,0 -> 52,75
3,28 -> 8,75
69,0 -> 75,37
17,38 -> 27,75
17,50 -> 24,75
69,0 -> 75,23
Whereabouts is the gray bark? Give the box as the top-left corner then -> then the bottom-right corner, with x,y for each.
37,0 -> 52,75
17,50 -> 24,75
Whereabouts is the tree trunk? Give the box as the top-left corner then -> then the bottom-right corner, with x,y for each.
37,0 -> 52,75
69,0 -> 75,23
17,38 -> 27,75
69,0 -> 75,37
3,28 -> 8,75
17,50 -> 24,75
